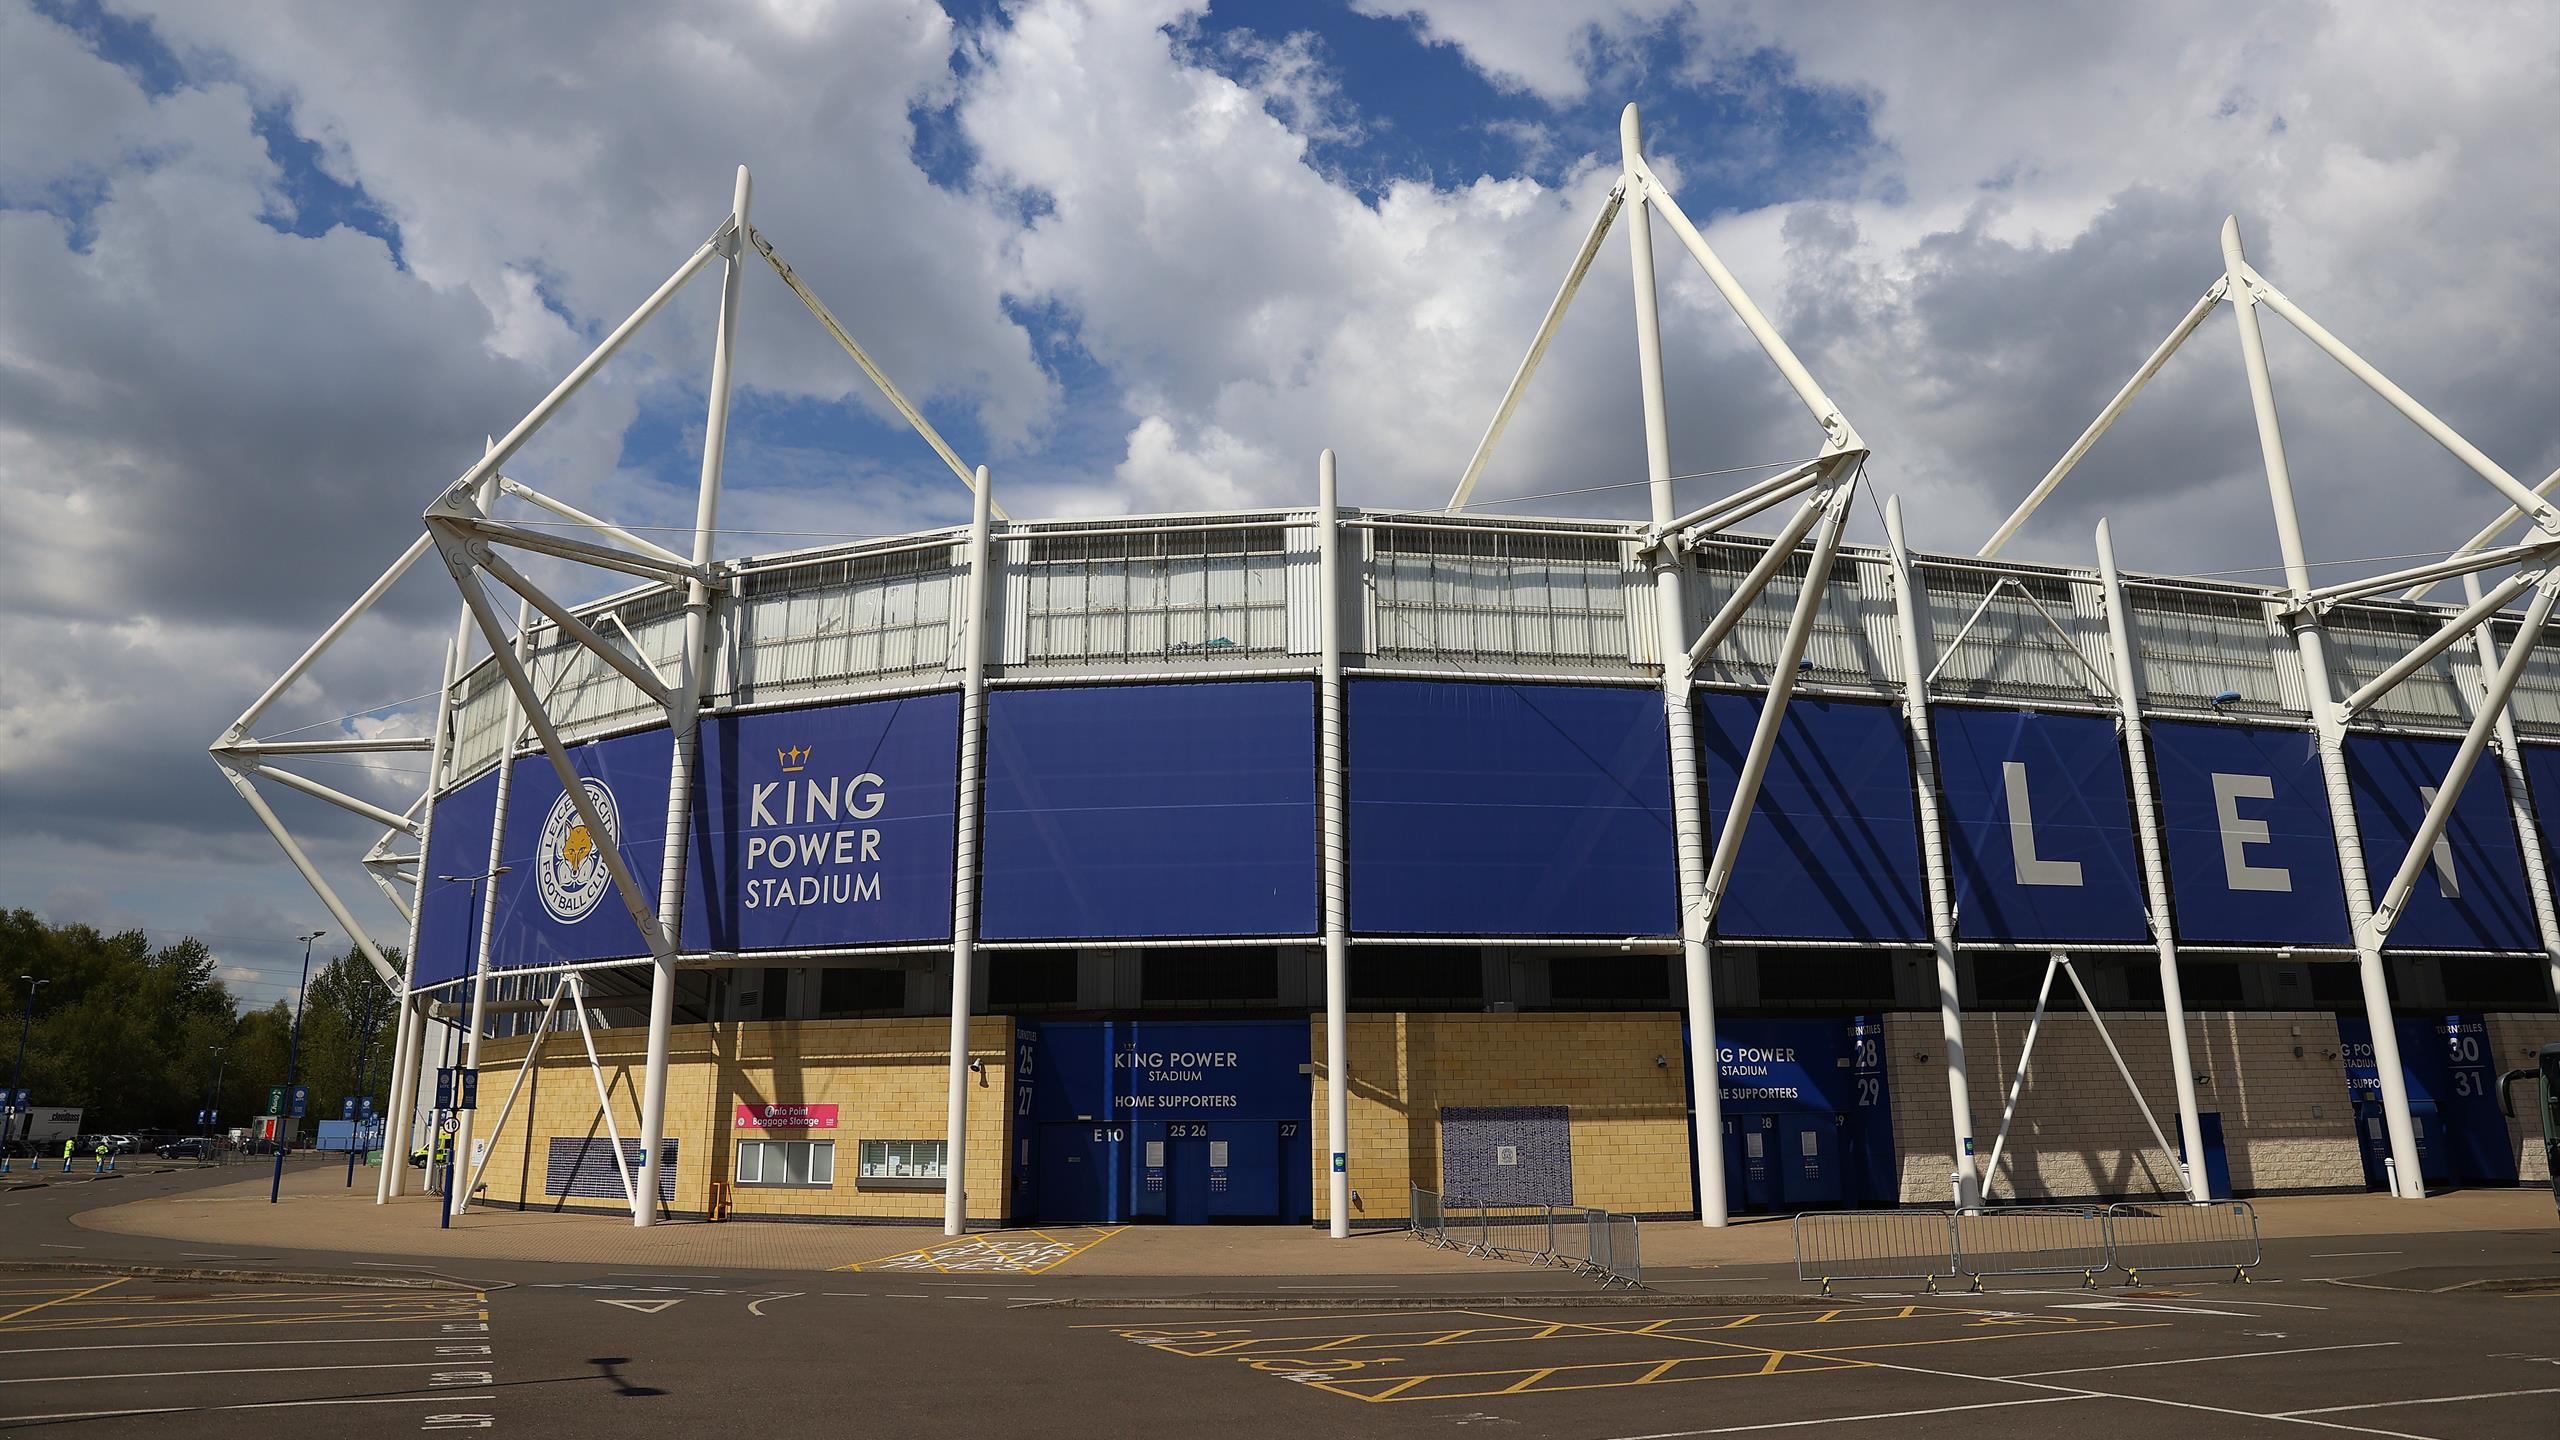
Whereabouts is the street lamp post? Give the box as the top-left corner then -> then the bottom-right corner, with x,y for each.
271,929 -> 325,1205
205,1043 -> 231,1162
5,976 -> 45,1171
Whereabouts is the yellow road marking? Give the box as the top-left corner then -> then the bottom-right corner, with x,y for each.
0,1278 -> 124,1327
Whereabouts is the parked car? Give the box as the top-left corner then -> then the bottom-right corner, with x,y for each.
154,1137 -> 214,1160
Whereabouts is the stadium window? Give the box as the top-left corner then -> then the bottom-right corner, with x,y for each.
817,967 -> 905,1017
1140,948 -> 1279,1008
2177,961 -> 2245,1012
988,953 -> 1078,1010
2440,957 -> 2557,1010
1350,948 -> 1484,1010
759,967 -> 790,1020
857,1139 -> 948,1190
735,1139 -> 834,1188
1966,954 -> 2048,1011
1753,953 -> 1894,1009
2308,961 -> 2370,1011
1550,954 -> 1675,1008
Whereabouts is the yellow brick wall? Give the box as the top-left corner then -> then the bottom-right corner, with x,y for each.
471,1015 -> 1014,1223
1884,1010 -> 2364,1202
2486,1011 -> 2559,1184
1310,1012 -> 1693,1223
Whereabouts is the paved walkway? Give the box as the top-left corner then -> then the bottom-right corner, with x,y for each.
71,1164 -> 2557,1278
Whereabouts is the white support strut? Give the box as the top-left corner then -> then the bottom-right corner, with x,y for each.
1979,281 -> 2226,558
1621,103 -> 1730,1228
636,165 -> 751,1228
2222,215 -> 2426,1200
1317,449 -> 1353,1238
1448,183 -> 1626,512
2097,518 -> 2209,1200
1885,496 -> 1984,1211
943,465 -> 996,1236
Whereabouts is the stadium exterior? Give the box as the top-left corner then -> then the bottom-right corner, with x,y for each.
216,111 -> 2560,1235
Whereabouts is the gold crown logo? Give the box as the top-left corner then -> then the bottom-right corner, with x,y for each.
777,745 -> 812,773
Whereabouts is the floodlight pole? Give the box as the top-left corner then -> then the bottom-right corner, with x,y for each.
2097,519 -> 2209,1200
636,165 -> 750,1228
1317,449 -> 1352,1237
943,464 -> 996,1237
1885,498 -> 1983,1211
1619,104 -> 1729,1228
2221,216 -> 2425,1199
2463,572 -> 2560,1010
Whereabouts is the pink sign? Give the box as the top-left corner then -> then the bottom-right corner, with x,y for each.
734,1102 -> 838,1130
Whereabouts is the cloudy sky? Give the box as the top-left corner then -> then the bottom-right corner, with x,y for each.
5,0 -> 2558,1001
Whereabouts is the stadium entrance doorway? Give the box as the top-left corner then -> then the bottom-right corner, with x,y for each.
1013,1019 -> 1313,1225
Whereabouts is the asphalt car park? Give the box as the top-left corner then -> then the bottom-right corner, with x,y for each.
0,1165 -> 2553,1437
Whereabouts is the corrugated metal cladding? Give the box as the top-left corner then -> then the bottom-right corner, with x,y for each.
416,506 -> 2560,964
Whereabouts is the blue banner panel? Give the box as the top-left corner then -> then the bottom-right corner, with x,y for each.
1349,681 -> 1675,936
484,727 -> 675,970
2346,734 -> 2534,951
1932,707 -> 2146,943
982,682 -> 1316,940
1698,694 -> 1925,942
413,769 -> 498,990
2148,721 -> 2349,945
2516,744 -> 2560,890
683,693 -> 959,952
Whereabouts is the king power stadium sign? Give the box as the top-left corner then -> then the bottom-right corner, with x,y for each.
412,692 -> 959,985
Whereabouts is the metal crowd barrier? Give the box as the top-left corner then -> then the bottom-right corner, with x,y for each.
1953,1204 -> 2112,1289
1792,1199 -> 2262,1294
1410,1184 -> 1451,1247
2106,1200 -> 2261,1283
1793,1210 -> 1961,1295
1406,1188 -> 1643,1287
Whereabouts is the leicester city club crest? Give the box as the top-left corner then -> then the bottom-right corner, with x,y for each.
536,778 -> 619,923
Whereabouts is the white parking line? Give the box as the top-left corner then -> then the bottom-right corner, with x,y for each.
2001,1341 -> 2399,1379
0,1358 -> 451,1386
2279,1387 -> 2560,1417
1601,1394 -> 2094,1437
0,1392 -> 495,1422
0,1336 -> 455,1357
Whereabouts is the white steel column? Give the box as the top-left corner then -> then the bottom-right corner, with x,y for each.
2097,519 -> 2210,1200
943,465 -> 996,1236
2221,216 -> 2425,1199
1317,449 -> 1353,1237
636,165 -> 750,1227
2466,573 -> 2560,1009
382,638 -> 459,1205
1621,104 -> 1729,1227
450,603 -> 530,1218
1884,498 -> 1983,1210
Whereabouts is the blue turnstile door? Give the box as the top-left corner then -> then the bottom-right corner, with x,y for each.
1736,1114 -> 1782,1212
1164,1126 -> 1210,1225
1778,1114 -> 1845,1209
1039,1123 -> 1118,1223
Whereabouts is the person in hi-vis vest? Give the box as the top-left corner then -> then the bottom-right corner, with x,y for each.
60,1137 -> 75,1172
93,1138 -> 111,1173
